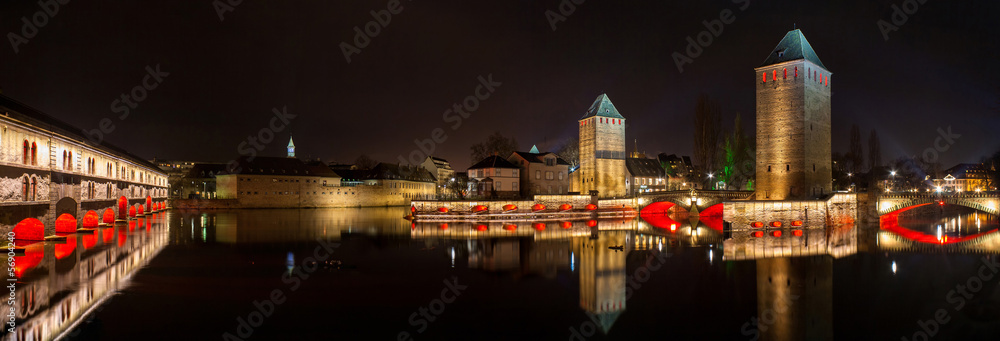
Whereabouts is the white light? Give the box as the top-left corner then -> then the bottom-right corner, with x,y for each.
890,171 -> 896,176
891,261 -> 897,274
570,252 -> 575,272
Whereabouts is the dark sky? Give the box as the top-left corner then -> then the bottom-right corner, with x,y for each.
2,0 -> 998,170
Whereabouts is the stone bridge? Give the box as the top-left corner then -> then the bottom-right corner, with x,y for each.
877,192 -> 999,216
0,94 -> 169,239
637,190 -> 755,213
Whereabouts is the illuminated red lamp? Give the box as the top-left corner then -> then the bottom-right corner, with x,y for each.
102,209 -> 115,224
503,204 -> 518,212
13,218 -> 45,241
82,211 -> 99,228
129,206 -> 137,218
437,207 -> 449,213
751,222 -> 764,228
503,224 -> 517,231
771,230 -> 782,238
473,205 -> 489,213
561,221 -> 573,229
476,224 -> 488,232
791,220 -> 803,227
751,231 -> 764,238
586,220 -> 598,227
55,214 -> 77,233
792,230 -> 803,237
411,206 -> 416,213
439,223 -> 448,230
559,204 -> 573,211
531,204 -> 546,212
585,204 -> 597,211
938,201 -> 945,206
769,221 -> 782,228
533,223 -> 546,231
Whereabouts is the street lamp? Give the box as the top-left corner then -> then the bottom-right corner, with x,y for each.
707,173 -> 714,190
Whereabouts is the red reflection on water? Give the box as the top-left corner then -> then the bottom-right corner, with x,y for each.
103,228 -> 115,244
880,203 -> 997,244
82,230 -> 98,249
54,234 -> 77,259
698,203 -> 724,232
118,228 -> 128,247
13,241 -> 43,278
640,201 -> 675,215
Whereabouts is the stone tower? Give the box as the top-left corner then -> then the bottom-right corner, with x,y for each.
286,136 -> 295,158
755,29 -> 832,200
579,94 -> 626,198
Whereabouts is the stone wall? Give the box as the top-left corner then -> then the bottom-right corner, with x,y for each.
723,193 -> 857,229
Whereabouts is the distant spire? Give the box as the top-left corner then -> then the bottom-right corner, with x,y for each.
530,145 -> 540,154
286,135 -> 296,158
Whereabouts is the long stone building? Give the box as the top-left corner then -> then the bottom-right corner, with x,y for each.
578,94 -> 627,198
0,94 -> 168,237
755,29 -> 833,200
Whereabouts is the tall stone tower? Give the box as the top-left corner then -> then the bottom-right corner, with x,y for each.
579,94 -> 626,198
755,29 -> 832,200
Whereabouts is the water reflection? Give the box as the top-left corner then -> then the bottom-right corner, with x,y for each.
1,214 -> 169,341
879,205 -> 1000,252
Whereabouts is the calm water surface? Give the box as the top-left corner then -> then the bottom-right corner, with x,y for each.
6,205 -> 1000,340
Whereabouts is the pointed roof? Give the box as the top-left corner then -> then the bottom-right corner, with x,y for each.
469,155 -> 519,170
529,145 -> 540,154
759,29 -> 827,70
287,136 -> 295,148
580,93 -> 624,120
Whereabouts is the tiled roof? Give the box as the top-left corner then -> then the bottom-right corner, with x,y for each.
580,93 -> 625,120
759,29 -> 827,70
510,151 -> 570,165
368,163 -> 436,182
626,158 -> 665,178
469,155 -> 519,170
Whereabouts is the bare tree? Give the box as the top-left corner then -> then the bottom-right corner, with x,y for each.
470,131 -> 519,162
557,136 -> 579,169
354,154 -> 376,170
693,94 -> 721,177
849,124 -> 864,173
868,129 -> 882,171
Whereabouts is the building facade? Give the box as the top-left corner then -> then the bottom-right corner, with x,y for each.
932,163 -> 994,192
625,157 -> 666,196
468,156 -> 520,199
508,150 -> 570,197
755,29 -> 832,200
420,156 -> 455,197
578,94 -> 627,198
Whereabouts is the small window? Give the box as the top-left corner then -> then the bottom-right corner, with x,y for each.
813,164 -> 816,172
763,73 -> 766,83
795,67 -> 798,78
783,68 -> 787,79
768,166 -> 771,172
772,69 -> 777,81
786,165 -> 790,171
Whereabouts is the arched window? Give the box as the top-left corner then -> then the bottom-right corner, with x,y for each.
22,140 -> 29,165
22,177 -> 29,200
30,142 -> 36,165
772,69 -> 777,81
762,73 -> 766,83
62,151 -> 67,169
68,152 -> 73,171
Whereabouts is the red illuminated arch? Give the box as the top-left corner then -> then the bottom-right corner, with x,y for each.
137,204 -> 145,215
55,213 -> 78,233
146,196 -> 152,212
102,208 -> 115,224
118,196 -> 128,219
12,218 -> 44,241
639,201 -> 676,215
129,205 -> 137,218
82,210 -> 99,228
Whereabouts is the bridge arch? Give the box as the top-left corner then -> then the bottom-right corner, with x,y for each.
55,213 -> 77,233
118,196 -> 128,219
879,194 -> 999,216
82,210 -> 99,228
102,208 -> 116,224
13,218 -> 44,241
55,197 -> 78,218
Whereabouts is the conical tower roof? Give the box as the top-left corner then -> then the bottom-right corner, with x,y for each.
287,136 -> 295,148
580,93 -> 624,120
759,29 -> 827,70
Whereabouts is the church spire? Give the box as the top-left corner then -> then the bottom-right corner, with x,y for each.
287,135 -> 296,158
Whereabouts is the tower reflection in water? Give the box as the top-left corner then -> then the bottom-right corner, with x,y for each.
1,213 -> 170,341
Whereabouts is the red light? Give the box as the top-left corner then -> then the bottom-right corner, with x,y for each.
532,204 -> 546,212
792,230 -> 803,237
411,206 -> 416,213
533,223 -> 546,231
559,204 -> 573,211
437,207 -> 449,213
938,201 -> 945,206
439,223 -> 448,230
791,220 -> 803,227
503,224 -> 516,231
771,230 -> 782,237
476,224 -> 488,231
751,222 -> 764,228
586,220 -> 597,227
751,231 -> 764,238
770,221 -> 782,228
55,213 -> 77,233
585,204 -> 597,211
473,205 -> 488,213
561,221 -> 572,229
503,204 -> 518,211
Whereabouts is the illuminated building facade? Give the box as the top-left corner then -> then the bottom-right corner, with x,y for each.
578,94 -> 627,198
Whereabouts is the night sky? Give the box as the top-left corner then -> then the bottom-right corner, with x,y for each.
1,0 -> 998,170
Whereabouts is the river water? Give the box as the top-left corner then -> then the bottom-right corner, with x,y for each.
4,205 -> 1000,340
